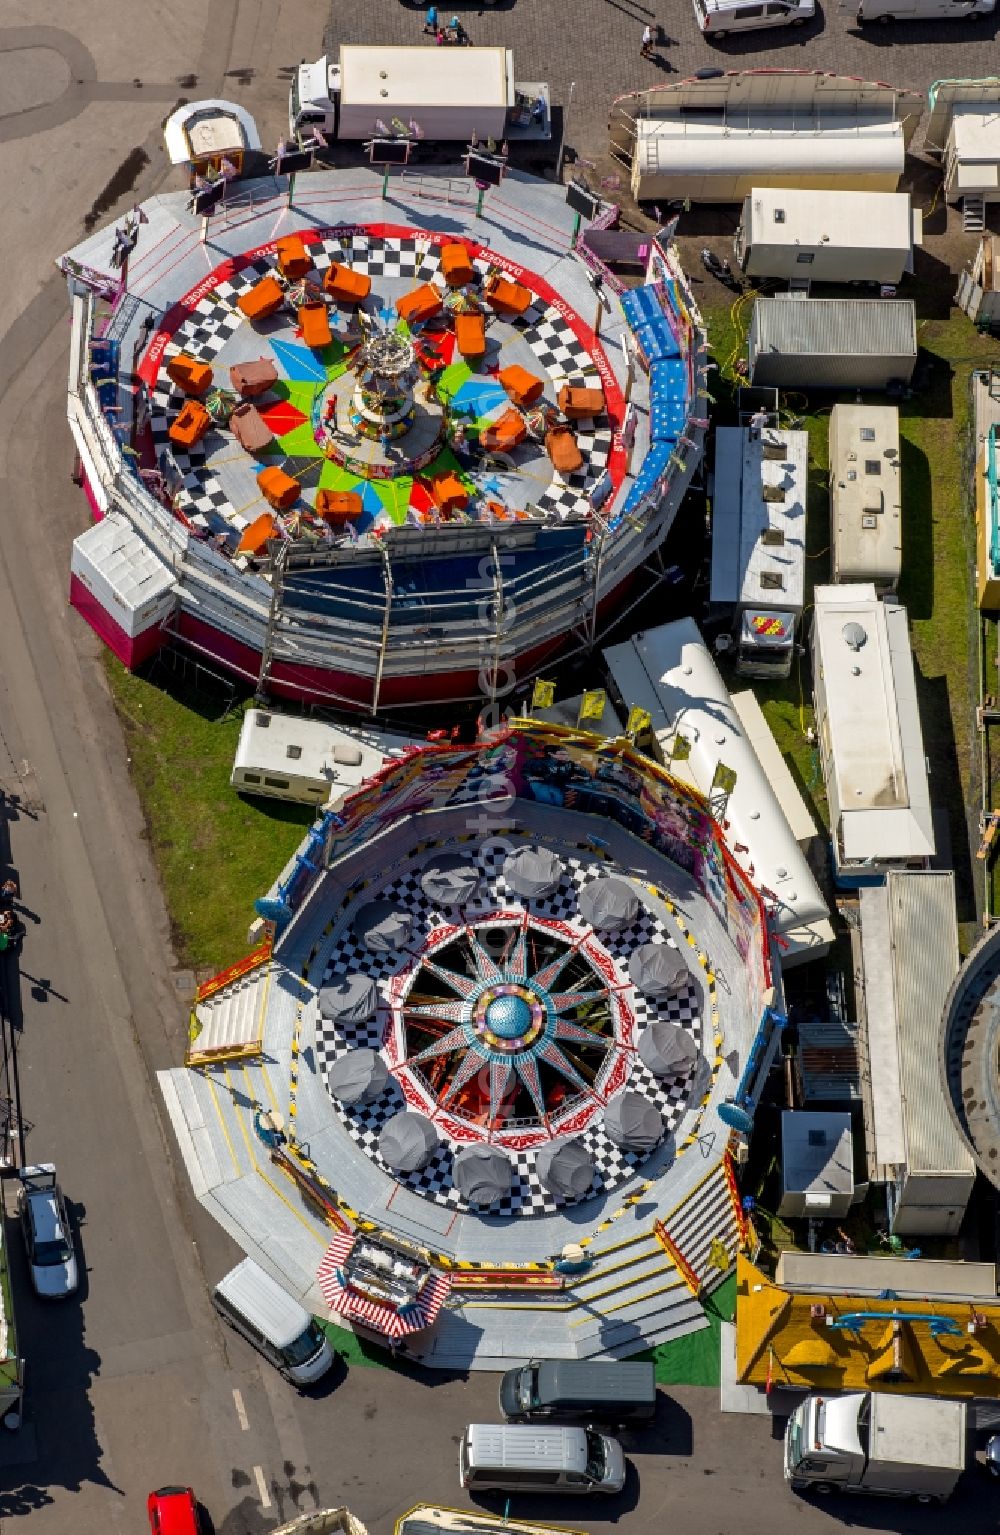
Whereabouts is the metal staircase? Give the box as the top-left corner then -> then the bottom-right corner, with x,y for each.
422,1158 -> 744,1369
964,195 -> 986,234
188,965 -> 272,1063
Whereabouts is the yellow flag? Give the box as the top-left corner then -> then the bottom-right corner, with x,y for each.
578,688 -> 607,724
708,1237 -> 730,1273
626,705 -> 652,737
531,678 -> 556,711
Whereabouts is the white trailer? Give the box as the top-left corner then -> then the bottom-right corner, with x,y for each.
811,584 -> 935,883
734,188 -> 921,286
603,618 -> 833,967
926,80 -> 1000,209
709,424 -> 808,679
631,118 -> 906,204
612,71 -> 920,205
290,47 -> 547,144
785,1392 -> 968,1502
231,710 -> 418,809
778,1109 -> 855,1220
829,404 -> 902,589
856,870 -> 975,1236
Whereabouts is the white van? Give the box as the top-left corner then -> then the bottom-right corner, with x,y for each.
458,1423 -> 626,1495
213,1259 -> 334,1387
857,0 -> 992,18
692,0 -> 815,35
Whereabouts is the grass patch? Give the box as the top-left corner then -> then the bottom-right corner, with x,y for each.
103,654 -> 315,970
315,1315 -> 389,1370
636,1274 -> 736,1388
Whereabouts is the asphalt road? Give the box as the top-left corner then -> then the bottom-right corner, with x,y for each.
1,3 -> 999,1533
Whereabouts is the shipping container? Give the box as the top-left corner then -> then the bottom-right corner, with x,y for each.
856,871 -> 975,1236
748,297 -> 917,389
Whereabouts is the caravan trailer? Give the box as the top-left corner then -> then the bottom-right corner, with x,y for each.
811,585 -> 935,884
709,424 -> 808,679
734,188 -> 920,287
231,710 -> 417,808
828,404 -> 902,589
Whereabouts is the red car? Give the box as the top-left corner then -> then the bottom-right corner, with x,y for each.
147,1487 -> 200,1535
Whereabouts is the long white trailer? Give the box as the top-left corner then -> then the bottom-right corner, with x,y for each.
604,618 -> 833,967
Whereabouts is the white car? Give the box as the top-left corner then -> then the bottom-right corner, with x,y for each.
17,1165 -> 78,1298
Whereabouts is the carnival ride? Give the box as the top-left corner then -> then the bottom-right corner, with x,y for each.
61,167 -> 708,710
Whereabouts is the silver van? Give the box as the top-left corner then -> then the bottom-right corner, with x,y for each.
458,1423 -> 626,1495
500,1359 -> 656,1426
213,1259 -> 334,1387
692,0 -> 815,33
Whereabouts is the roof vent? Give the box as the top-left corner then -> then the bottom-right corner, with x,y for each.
842,621 -> 867,652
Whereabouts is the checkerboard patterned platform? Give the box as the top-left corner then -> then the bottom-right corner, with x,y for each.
146,231 -> 615,533
311,836 -> 708,1218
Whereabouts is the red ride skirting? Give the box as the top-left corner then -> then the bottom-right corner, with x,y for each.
69,573 -> 166,667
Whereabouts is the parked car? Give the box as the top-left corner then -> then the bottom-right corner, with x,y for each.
692,0 -> 815,34
16,1165 -> 77,1298
147,1486 -> 201,1535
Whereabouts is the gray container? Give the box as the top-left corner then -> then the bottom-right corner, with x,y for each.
748,297 -> 917,389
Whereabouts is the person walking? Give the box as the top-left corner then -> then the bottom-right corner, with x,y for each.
641,23 -> 655,57
424,4 -> 438,33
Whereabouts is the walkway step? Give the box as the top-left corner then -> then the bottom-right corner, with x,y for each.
597,1313 -> 709,1360
571,1280 -> 695,1339
579,1298 -> 710,1360
194,967 -> 271,1056
570,1241 -> 673,1293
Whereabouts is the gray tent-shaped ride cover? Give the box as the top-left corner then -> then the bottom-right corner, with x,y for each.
419,853 -> 481,907
318,972 -> 379,1025
534,1138 -> 597,1199
378,1110 -> 439,1172
638,1018 -> 699,1078
578,876 -> 640,931
327,1047 -> 390,1105
603,1090 -> 664,1151
452,1144 -> 513,1206
503,846 -> 565,899
354,900 -> 414,953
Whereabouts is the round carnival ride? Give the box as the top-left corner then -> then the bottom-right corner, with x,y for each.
165,720 -> 776,1362
62,169 -> 708,710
